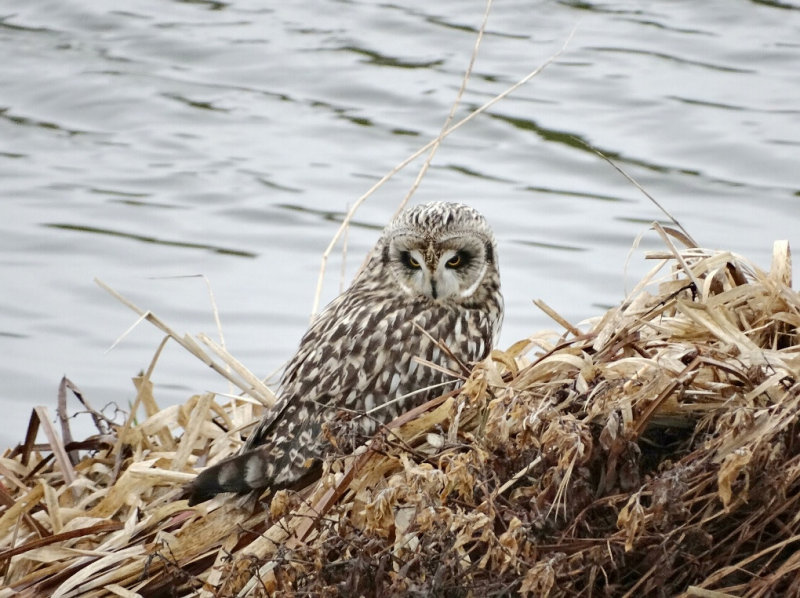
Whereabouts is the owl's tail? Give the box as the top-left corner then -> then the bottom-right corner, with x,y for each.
184,451 -> 258,506
183,447 -> 322,506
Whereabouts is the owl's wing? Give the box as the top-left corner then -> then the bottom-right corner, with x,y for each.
185,295 -> 437,505
239,394 -> 294,453
239,294 -> 351,453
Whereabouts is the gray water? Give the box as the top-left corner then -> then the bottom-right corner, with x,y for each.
1,1 -> 799,449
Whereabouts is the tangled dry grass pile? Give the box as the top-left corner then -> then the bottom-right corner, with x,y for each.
2,240 -> 799,597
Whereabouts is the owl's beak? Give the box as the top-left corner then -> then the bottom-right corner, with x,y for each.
430,281 -> 438,299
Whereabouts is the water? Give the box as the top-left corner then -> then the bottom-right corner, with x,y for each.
1,0 -> 798,449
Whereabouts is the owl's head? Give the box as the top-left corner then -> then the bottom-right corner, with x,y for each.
380,202 -> 500,304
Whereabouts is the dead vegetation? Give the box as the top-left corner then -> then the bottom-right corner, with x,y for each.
2,239 -> 800,597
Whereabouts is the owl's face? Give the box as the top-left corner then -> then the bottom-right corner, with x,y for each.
382,202 -> 498,303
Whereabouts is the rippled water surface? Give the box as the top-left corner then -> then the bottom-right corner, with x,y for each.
1,1 -> 799,447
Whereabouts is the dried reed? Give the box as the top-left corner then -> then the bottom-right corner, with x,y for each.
2,239 -> 798,597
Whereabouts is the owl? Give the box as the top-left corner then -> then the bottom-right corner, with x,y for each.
186,202 -> 503,505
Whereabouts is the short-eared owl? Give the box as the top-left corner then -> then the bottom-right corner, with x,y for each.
187,202 -> 503,505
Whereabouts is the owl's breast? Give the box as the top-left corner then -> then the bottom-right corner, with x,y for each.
281,286 -> 501,416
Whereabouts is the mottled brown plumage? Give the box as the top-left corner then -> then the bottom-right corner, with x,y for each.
186,202 -> 503,505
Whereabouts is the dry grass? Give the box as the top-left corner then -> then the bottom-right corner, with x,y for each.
2,238 -> 799,597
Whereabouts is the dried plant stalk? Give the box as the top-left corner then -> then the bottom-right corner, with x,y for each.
2,241 -> 799,597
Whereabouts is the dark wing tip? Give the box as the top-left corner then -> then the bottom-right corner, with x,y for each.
184,485 -> 213,507
183,465 -> 228,506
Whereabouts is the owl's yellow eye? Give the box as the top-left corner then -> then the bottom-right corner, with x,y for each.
402,252 -> 421,269
446,254 -> 462,268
